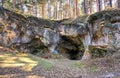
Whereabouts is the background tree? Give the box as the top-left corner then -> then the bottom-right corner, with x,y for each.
47,0 -> 51,19
109,0 -> 112,7
83,0 -> 87,14
118,0 -> 120,8
98,0 -> 101,11
75,0 -> 78,17
2,0 -> 120,20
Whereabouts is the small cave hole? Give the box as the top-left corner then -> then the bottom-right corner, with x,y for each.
67,49 -> 83,60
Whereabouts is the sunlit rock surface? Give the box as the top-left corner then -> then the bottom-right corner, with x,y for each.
58,10 -> 120,60
0,7 -> 120,60
0,7 -> 60,54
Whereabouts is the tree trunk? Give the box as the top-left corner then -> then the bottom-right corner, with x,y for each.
73,1 -> 76,18
104,0 -> 107,9
75,0 -> 78,17
42,3 -> 45,18
98,0 -> 101,11
59,0 -> 62,19
109,0 -> 112,7
36,4 -> 37,17
89,0 -> 92,13
39,4 -> 42,18
47,0 -> 51,19
54,1 -> 57,19
118,0 -> 120,8
84,0 -> 87,14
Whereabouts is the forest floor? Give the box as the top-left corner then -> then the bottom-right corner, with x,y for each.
0,46 -> 120,78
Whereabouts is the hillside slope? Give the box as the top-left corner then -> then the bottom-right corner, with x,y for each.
0,47 -> 120,78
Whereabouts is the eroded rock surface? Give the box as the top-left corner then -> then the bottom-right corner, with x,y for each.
0,7 -> 120,60
0,7 -> 60,54
58,10 -> 120,60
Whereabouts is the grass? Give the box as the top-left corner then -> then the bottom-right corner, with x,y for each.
39,59 -> 53,70
70,60 -> 99,73
89,66 -> 99,73
0,52 -> 53,71
70,61 -> 86,69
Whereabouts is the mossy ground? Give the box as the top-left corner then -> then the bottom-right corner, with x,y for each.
0,47 -> 120,78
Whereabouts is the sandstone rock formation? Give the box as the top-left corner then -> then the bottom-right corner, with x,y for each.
58,10 -> 120,60
0,7 -> 120,60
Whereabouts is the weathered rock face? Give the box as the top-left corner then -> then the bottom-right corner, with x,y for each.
58,10 -> 120,60
0,7 -> 120,60
0,7 -> 60,54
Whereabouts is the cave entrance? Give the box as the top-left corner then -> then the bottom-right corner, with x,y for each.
67,49 -> 83,60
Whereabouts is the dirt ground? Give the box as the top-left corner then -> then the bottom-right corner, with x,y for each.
0,47 -> 120,78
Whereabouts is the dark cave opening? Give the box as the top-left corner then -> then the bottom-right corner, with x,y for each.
69,50 -> 79,60
67,49 -> 83,60
59,36 -> 84,60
